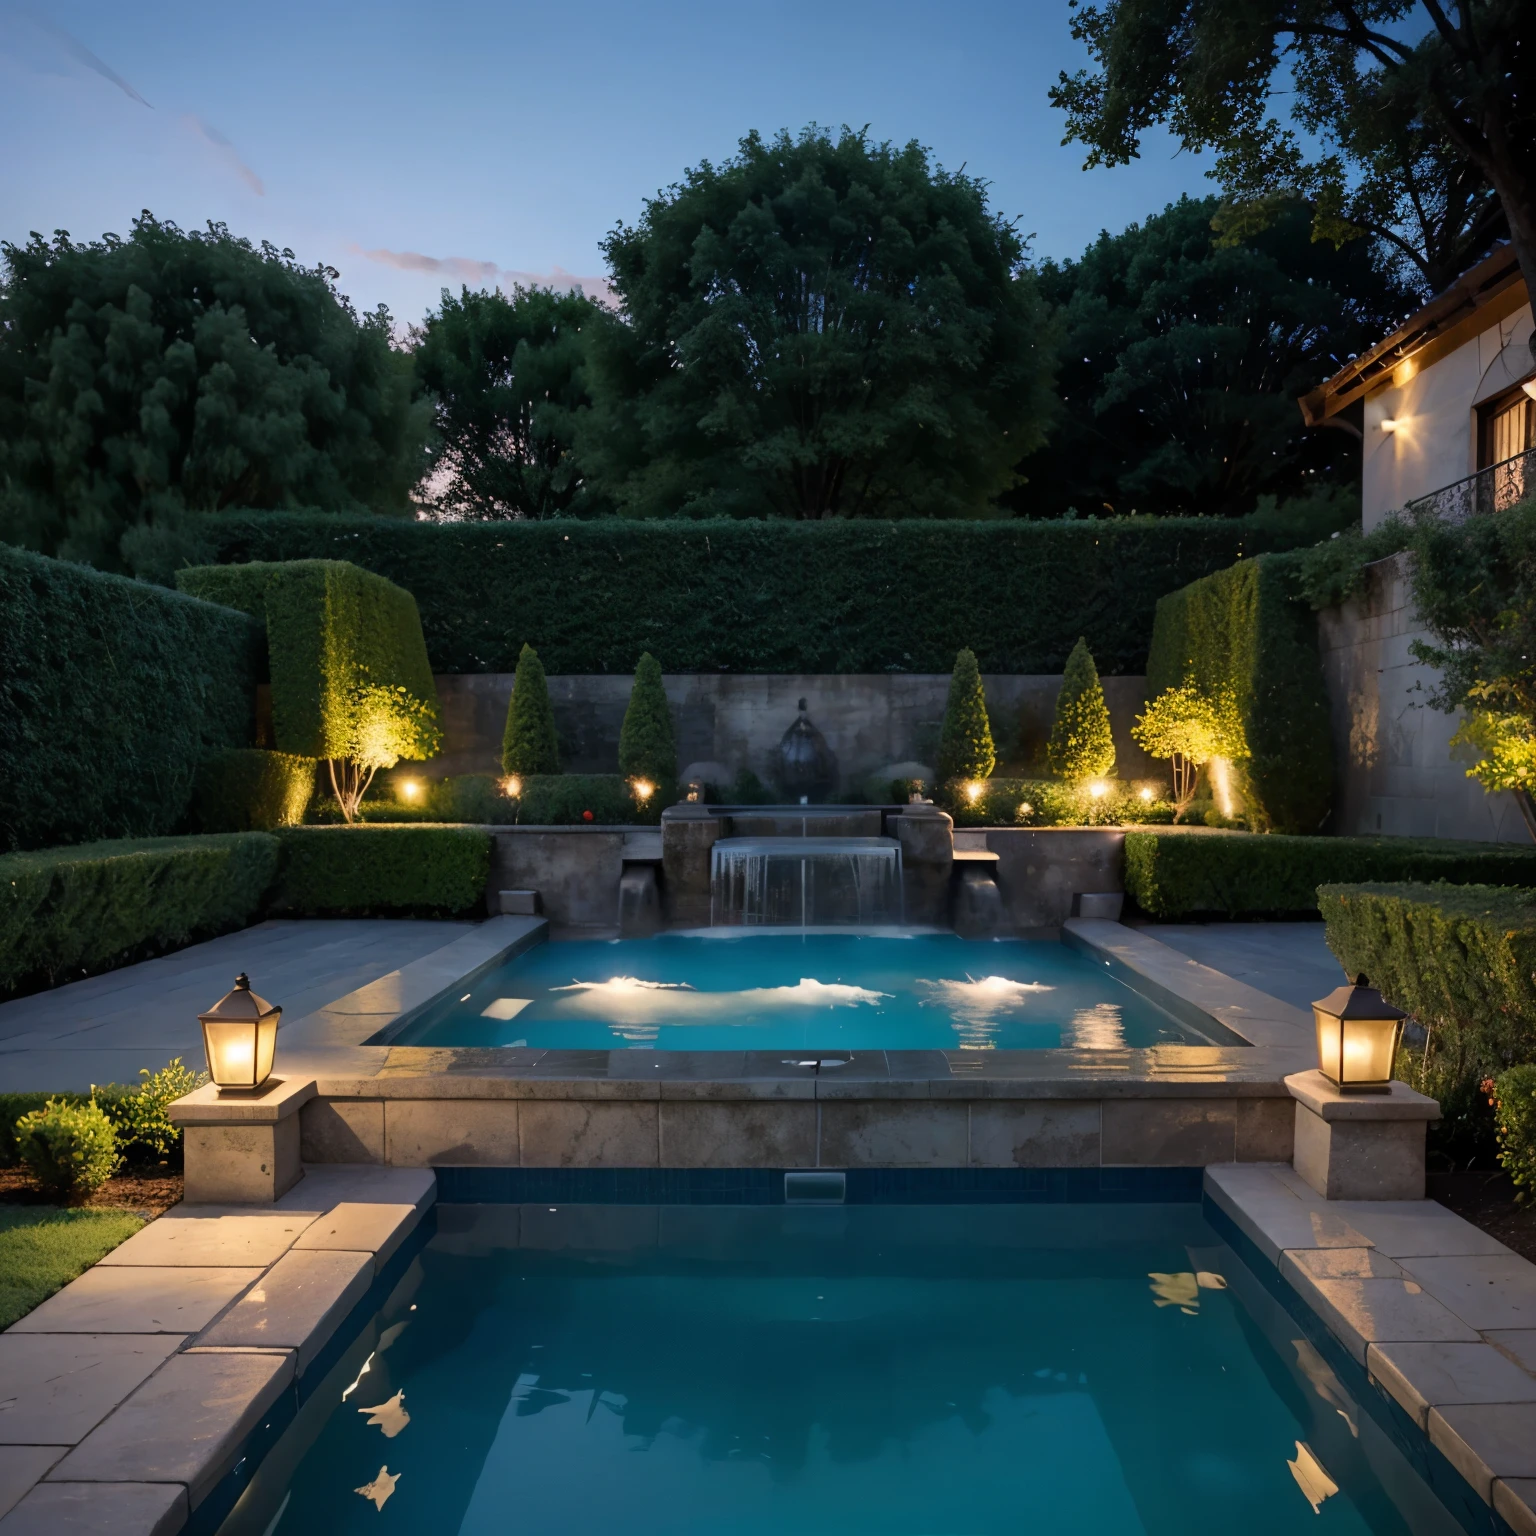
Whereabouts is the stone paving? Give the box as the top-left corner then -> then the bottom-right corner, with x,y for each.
1133,920 -> 1345,1011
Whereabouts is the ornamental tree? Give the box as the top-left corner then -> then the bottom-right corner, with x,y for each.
330,679 -> 443,823
502,643 -> 560,777
937,648 -> 997,785
1132,683 -> 1245,820
618,652 -> 677,790
1048,637 -> 1116,780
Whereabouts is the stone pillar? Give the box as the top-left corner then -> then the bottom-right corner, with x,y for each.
660,806 -> 724,927
171,1078 -> 315,1204
1285,1070 -> 1439,1201
896,804 -> 953,926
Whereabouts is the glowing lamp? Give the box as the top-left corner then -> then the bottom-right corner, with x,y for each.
1312,974 -> 1406,1093
1522,380 -> 1536,403
1138,786 -> 1154,803
1379,418 -> 1398,434
199,973 -> 281,1092
1088,780 -> 1109,800
502,775 -> 522,798
399,779 -> 421,803
632,778 -> 654,802
963,781 -> 984,804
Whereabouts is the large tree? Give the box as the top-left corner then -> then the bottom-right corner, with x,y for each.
1052,2 -> 1532,305
1012,196 -> 1410,517
412,284 -> 602,519
0,213 -> 426,576
593,125 -> 1056,520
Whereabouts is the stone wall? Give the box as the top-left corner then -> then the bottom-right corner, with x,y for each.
428,671 -> 1155,793
1318,551 -> 1526,840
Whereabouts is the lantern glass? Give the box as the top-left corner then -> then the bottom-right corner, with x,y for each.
1312,978 -> 1405,1092
201,1015 -> 279,1089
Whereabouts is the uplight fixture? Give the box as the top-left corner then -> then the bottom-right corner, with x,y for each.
199,973 -> 282,1093
632,778 -> 654,802
1088,780 -> 1109,800
1311,974 -> 1406,1093
502,775 -> 522,798
1138,786 -> 1155,803
399,779 -> 421,803
965,781 -> 984,804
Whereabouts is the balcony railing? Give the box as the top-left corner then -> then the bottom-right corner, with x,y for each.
1405,444 -> 1536,523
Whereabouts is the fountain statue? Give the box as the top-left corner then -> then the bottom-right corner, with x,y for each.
773,698 -> 837,804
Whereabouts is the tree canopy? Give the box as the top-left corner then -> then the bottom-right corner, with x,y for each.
0,214 -> 427,576
1051,1 -> 1533,305
1011,196 -> 1411,518
412,284 -> 603,519
594,125 -> 1057,519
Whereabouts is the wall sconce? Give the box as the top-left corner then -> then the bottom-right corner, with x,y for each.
199,974 -> 282,1093
1311,974 -> 1406,1092
1379,419 -> 1398,434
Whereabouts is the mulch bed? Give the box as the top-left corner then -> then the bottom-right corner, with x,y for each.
1427,1168 -> 1536,1264
0,1166 -> 183,1217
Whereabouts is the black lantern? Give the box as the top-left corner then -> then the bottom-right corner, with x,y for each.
198,973 -> 282,1092
1312,974 -> 1406,1092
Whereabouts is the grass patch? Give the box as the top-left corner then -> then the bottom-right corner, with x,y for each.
0,1207 -> 145,1328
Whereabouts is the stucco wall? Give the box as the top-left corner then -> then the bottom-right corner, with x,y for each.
1318,551 -> 1526,840
1362,300 -> 1533,531
426,672 -> 1156,793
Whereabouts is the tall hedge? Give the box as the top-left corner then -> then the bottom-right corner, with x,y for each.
268,826 -> 491,915
1146,555 -> 1332,833
176,560 -> 439,759
0,545 -> 262,852
194,510 -> 1326,675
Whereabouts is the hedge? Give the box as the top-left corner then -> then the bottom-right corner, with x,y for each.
192,510 -> 1328,675
0,835 -> 280,995
1124,830 -> 1536,918
1146,555 -> 1332,833
947,778 -> 1172,827
515,774 -> 664,826
1,545 -> 262,853
267,826 -> 492,915
194,750 -> 316,831
176,560 -> 439,760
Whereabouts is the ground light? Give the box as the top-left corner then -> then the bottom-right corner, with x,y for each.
1087,779 -> 1109,799
1311,974 -> 1406,1092
965,781 -> 984,804
502,775 -> 522,798
398,778 -> 422,803
198,973 -> 282,1092
632,779 -> 655,802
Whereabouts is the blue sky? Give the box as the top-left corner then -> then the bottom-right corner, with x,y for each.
0,0 -> 1216,327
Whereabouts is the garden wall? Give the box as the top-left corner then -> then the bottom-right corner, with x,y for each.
425,672 -> 1158,793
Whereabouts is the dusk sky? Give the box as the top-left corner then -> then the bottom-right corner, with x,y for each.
1,0 -> 1217,327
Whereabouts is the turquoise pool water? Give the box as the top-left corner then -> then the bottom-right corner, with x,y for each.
389,933 -> 1234,1051
221,1203 -> 1461,1536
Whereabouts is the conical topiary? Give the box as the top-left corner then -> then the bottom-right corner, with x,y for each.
1047,637 -> 1116,781
936,647 -> 996,784
502,643 -> 560,776
618,652 -> 677,787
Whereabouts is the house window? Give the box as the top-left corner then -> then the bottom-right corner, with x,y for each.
1482,386 -> 1536,469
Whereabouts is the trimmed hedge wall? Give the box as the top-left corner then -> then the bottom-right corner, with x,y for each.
268,826 -> 492,915
1,545 -> 262,852
0,835 -> 280,994
176,560 -> 439,759
1124,830 -> 1536,918
1146,555 -> 1332,834
194,511 -> 1326,675
194,750 -> 316,831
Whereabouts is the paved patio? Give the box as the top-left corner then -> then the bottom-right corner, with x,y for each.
0,920 -> 476,1093
1135,920 -> 1344,1011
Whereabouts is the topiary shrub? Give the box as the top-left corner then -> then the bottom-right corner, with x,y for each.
1047,638 -> 1115,781
1489,1064 -> 1536,1202
516,774 -> 663,826
267,825 -> 492,916
618,653 -> 677,790
194,750 -> 316,831
502,643 -> 561,776
936,648 -> 995,786
14,1098 -> 119,1202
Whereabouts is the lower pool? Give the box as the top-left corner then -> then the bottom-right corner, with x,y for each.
387,932 -> 1236,1051
219,1202 -> 1462,1536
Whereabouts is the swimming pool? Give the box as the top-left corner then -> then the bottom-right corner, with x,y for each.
218,1202 -> 1464,1536
386,932 -> 1239,1051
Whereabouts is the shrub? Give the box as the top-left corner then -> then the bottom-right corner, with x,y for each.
516,774 -> 663,826
502,643 -> 561,776
949,777 -> 1172,827
1132,683 -> 1245,820
14,1098 -> 119,1202
0,835 -> 280,996
267,826 -> 492,915
1046,638 -> 1115,781
194,750 -> 316,831
194,508 -> 1330,675
1146,555 -> 1332,833
106,1059 -> 208,1166
936,649 -> 995,785
1126,832 -> 1536,919
426,775 -> 520,824
0,544 -> 262,853
618,653 -> 677,789
1489,1064 -> 1536,1202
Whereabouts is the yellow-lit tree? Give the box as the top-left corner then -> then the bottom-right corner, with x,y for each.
330,679 -> 443,823
1132,684 -> 1245,822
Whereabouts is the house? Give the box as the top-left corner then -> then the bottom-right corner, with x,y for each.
1296,246 -> 1534,843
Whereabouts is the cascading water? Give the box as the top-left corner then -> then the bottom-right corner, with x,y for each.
711,837 -> 904,926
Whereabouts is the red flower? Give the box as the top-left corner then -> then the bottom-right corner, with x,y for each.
582,809 -> 594,822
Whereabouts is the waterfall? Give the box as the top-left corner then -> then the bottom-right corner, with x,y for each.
710,837 -> 904,926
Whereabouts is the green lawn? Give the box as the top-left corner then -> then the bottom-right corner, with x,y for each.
0,1207 -> 145,1329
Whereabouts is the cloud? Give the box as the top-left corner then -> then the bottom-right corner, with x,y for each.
183,115 -> 264,195
23,13 -> 151,106
354,246 -> 617,307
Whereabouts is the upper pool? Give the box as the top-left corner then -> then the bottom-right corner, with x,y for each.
387,932 -> 1238,1051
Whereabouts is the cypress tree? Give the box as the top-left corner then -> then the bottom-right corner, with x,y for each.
502,643 -> 560,775
618,652 -> 677,786
936,647 -> 996,784
1047,637 -> 1116,780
